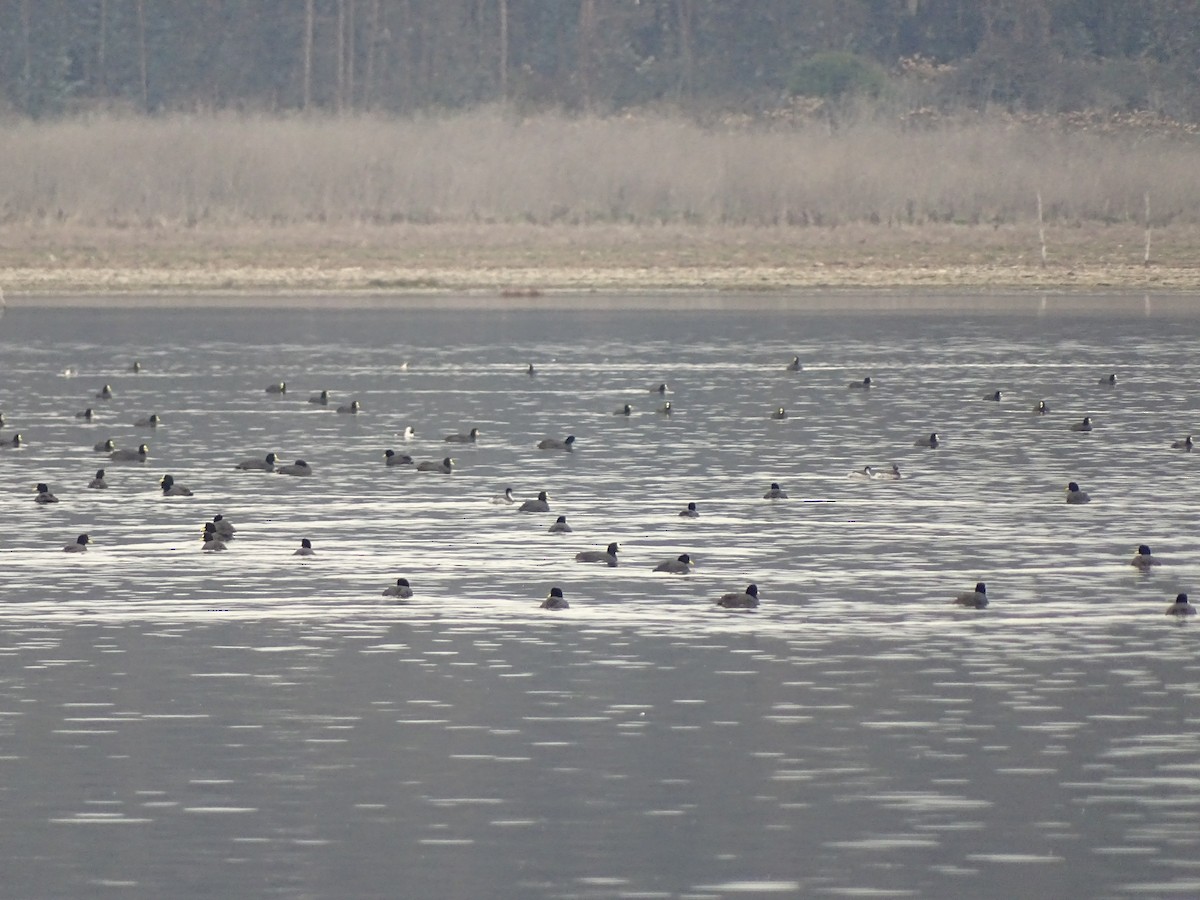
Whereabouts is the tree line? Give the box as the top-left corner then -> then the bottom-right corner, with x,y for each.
3,0 -> 1199,120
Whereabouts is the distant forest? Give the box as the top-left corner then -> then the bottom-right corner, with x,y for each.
3,0 -> 1199,121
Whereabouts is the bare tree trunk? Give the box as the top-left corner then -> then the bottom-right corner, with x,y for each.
676,0 -> 692,98
21,0 -> 31,85
398,0 -> 413,111
136,0 -> 148,110
578,0 -> 595,111
346,0 -> 356,110
98,0 -> 108,91
364,0 -> 380,110
336,0 -> 346,113
498,0 -> 508,102
303,0 -> 314,111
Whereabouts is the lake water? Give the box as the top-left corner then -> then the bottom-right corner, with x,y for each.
1,292 -> 1199,898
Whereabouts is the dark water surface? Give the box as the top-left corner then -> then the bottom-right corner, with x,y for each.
1,294 -> 1199,898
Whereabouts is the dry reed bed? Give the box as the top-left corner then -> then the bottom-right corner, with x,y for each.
2,110 -> 1198,228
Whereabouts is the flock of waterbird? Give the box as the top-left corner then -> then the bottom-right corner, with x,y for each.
8,355 -> 1195,617
7,362 -> 759,610
743,364 -> 1192,617
924,373 -> 1192,617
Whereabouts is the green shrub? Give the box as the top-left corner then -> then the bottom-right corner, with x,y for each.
788,52 -> 886,100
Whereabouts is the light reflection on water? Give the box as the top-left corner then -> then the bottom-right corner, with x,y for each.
1,295 -> 1199,898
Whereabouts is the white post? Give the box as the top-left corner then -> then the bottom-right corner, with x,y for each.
1036,192 -> 1047,267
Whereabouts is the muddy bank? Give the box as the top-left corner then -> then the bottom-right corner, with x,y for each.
2,221 -> 1198,296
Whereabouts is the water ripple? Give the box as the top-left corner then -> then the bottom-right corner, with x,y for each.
2,298 -> 1199,899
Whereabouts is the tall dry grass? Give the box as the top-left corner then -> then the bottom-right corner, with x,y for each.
1,109 -> 1196,229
